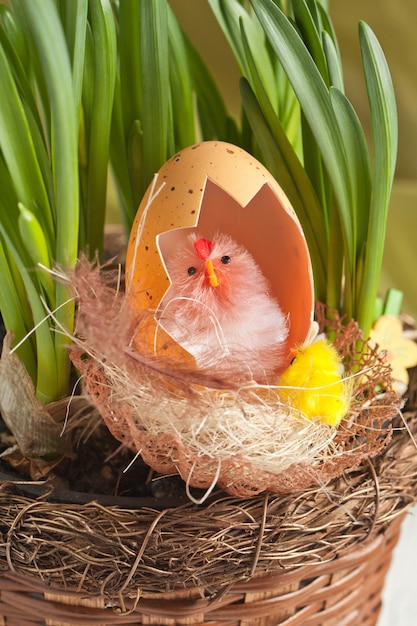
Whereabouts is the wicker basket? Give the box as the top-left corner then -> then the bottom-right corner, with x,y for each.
0,518 -> 403,626
0,409 -> 416,626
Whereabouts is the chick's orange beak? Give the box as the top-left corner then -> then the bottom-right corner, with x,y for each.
205,259 -> 219,287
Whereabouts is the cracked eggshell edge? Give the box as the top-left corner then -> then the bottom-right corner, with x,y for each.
125,141 -> 315,365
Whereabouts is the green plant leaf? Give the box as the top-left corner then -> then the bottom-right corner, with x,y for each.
329,87 -> 371,256
322,31 -> 343,91
0,37 -> 51,227
0,237 -> 37,381
356,21 -> 398,336
18,203 -> 55,303
326,202 -> 344,312
139,0 -> 169,193
109,1 -> 142,224
249,0 -> 354,268
292,0 -> 329,83
382,288 -> 403,318
0,225 -> 58,403
240,78 -> 327,300
59,0 -> 88,115
14,0 -> 79,397
208,0 -> 278,108
238,20 -> 327,294
83,0 -> 117,257
167,5 -> 195,149
0,6 -> 39,116
117,0 -> 142,144
110,74 -> 137,230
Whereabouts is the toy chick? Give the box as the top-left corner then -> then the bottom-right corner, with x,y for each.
161,232 -> 289,381
279,338 -> 350,426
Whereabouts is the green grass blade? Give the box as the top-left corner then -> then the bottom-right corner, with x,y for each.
17,0 -> 79,263
109,78 -> 137,229
299,112 -> 331,229
0,7 -> 39,117
18,203 -> 55,304
0,237 -> 37,382
16,0 -> 79,398
382,288 -> 403,317
240,78 -> 327,300
0,161 -> 54,336
167,5 -> 195,149
209,0 -> 278,108
0,225 -> 58,403
322,31 -> 343,91
239,23 -> 328,286
330,87 -> 371,256
249,0 -> 354,267
60,0 -> 88,114
112,0 -> 147,222
139,0 -> 169,193
117,0 -> 141,144
326,196 -> 344,312
356,21 -> 398,336
317,3 -> 340,61
292,0 -> 329,83
0,39 -> 52,230
83,0 -> 117,257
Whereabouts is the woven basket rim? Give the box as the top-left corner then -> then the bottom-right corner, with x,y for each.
0,514 -> 405,624
1,410 -> 416,600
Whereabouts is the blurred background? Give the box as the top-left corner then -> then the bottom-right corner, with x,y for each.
169,0 -> 417,320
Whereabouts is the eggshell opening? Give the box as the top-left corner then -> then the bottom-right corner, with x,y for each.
157,178 -> 313,361
126,141 -> 314,370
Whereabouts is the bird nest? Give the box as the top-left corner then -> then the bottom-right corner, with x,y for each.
68,261 -> 401,499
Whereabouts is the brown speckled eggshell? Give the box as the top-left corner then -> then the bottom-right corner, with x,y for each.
126,141 -> 314,368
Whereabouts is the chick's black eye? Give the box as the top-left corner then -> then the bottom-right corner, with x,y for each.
221,255 -> 231,265
187,266 -> 197,276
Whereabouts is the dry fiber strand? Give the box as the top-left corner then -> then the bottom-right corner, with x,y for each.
69,261 -> 401,497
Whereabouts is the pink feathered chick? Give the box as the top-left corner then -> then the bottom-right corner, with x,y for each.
159,232 -> 289,382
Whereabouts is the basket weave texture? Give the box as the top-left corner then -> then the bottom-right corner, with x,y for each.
0,516 -> 403,625
0,410 -> 416,625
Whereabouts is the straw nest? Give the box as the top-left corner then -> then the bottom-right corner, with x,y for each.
0,411 -> 416,600
67,261 -> 401,498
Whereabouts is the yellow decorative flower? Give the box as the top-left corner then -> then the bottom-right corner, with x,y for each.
369,315 -> 417,392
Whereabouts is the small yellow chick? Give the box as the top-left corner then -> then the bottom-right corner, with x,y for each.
279,338 -> 350,426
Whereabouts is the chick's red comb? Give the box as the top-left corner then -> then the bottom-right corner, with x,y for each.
194,237 -> 213,260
